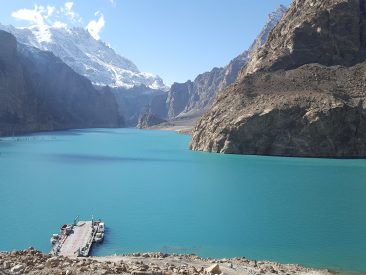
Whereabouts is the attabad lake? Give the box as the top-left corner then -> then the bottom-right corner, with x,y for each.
0,128 -> 365,273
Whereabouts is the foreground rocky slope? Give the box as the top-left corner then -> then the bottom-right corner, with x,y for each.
0,248 -> 332,275
0,30 -> 122,136
190,0 -> 366,157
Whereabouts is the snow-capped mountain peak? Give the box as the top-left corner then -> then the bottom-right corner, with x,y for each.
0,23 -> 168,90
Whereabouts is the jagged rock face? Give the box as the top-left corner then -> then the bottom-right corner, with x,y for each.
149,93 -> 168,120
166,81 -> 195,118
242,0 -> 366,76
165,53 -> 249,120
142,52 -> 248,124
137,113 -> 167,129
190,0 -> 366,158
221,52 -> 250,87
165,6 -> 286,120
110,85 -> 166,126
0,31 -> 28,135
20,45 -> 123,129
163,54 -> 249,121
247,5 -> 288,54
0,30 -> 122,136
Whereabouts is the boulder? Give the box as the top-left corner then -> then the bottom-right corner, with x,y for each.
3,261 -> 10,269
10,264 -> 24,274
205,264 -> 221,274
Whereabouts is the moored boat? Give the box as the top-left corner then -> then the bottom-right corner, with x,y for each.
94,232 -> 104,243
92,220 -> 105,243
50,234 -> 59,245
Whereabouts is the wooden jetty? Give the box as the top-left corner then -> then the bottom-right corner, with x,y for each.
50,217 -> 105,257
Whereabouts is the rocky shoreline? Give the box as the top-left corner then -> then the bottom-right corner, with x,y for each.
0,248 -> 334,275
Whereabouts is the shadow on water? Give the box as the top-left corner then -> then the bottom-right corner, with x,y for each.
77,129 -> 135,135
44,153 -> 185,164
28,128 -> 128,136
160,245 -> 202,255
26,129 -> 125,137
330,270 -> 366,275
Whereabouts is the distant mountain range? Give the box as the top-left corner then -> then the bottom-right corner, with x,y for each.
144,5 -> 287,124
169,5 -> 288,120
0,5 -> 287,134
0,24 -> 168,90
96,5 -> 288,128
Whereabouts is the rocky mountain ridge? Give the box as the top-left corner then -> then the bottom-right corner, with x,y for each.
247,5 -> 287,54
241,0 -> 366,76
0,6 -> 287,130
0,24 -> 167,90
0,30 -> 122,136
162,5 -> 287,121
190,0 -> 366,157
165,53 -> 249,120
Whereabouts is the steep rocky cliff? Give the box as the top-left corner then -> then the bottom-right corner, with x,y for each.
137,113 -> 167,129
0,30 -> 122,136
165,52 -> 249,121
242,0 -> 366,76
247,5 -> 288,55
164,6 -> 286,120
190,0 -> 366,158
0,31 -> 29,135
109,85 -> 166,126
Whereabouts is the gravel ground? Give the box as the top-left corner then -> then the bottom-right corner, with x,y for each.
0,248 -> 334,275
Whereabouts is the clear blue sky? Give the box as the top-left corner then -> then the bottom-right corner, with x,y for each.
0,0 -> 292,85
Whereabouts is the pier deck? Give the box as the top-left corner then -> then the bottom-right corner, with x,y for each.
50,218 -> 105,257
58,221 -> 94,257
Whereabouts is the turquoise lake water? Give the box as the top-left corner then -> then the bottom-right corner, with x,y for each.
0,128 -> 365,273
